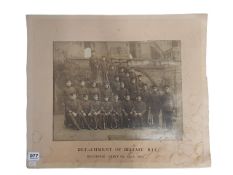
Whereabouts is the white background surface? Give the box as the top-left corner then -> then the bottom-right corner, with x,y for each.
0,0 -> 232,174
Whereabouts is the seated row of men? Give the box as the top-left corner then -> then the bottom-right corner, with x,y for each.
65,92 -> 148,130
63,80 -> 176,130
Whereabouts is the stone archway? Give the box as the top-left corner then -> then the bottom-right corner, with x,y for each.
130,67 -> 156,86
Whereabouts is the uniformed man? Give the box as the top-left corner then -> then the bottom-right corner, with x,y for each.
88,81 -> 100,99
161,85 -> 175,129
100,96 -> 113,129
149,85 -> 161,127
63,80 -> 77,126
100,56 -> 109,82
121,71 -> 131,89
77,80 -> 88,100
129,68 -> 137,80
101,83 -> 113,100
132,95 -> 147,128
139,84 -> 150,105
139,84 -> 151,126
136,75 -> 145,91
129,78 -> 138,100
63,80 -> 76,103
122,95 -> 134,128
118,67 -> 126,82
118,82 -> 128,101
111,75 -> 121,95
111,94 -> 123,129
108,65 -> 116,83
89,50 -> 99,80
90,94 -> 102,130
64,93 -> 81,130
79,94 -> 92,129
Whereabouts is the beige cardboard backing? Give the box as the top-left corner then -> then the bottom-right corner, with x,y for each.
27,15 -> 210,168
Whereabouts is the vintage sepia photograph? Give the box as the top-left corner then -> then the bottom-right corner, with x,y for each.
53,41 -> 183,141
27,15 -> 210,168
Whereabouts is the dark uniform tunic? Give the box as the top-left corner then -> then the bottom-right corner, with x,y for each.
149,91 -> 161,127
101,101 -> 113,129
118,71 -> 126,82
90,100 -> 102,129
132,100 -> 147,127
161,92 -> 175,129
80,100 -> 92,115
63,86 -> 76,103
89,56 -> 99,80
63,86 -> 76,125
121,75 -> 131,89
77,86 -> 88,99
133,101 -> 147,114
112,100 -> 122,114
137,80 -> 144,91
91,100 -> 102,112
101,87 -> 112,100
129,82 -> 138,100
111,100 -> 123,128
65,98 -> 81,129
122,100 -> 134,127
102,101 -> 113,113
74,99 -> 91,129
139,88 -> 151,126
118,87 -> 128,101
100,60 -> 109,82
108,66 -> 116,83
139,89 -> 151,105
88,87 -> 100,100
111,81 -> 121,94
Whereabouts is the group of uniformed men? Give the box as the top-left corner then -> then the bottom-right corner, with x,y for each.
63,52 -> 176,131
